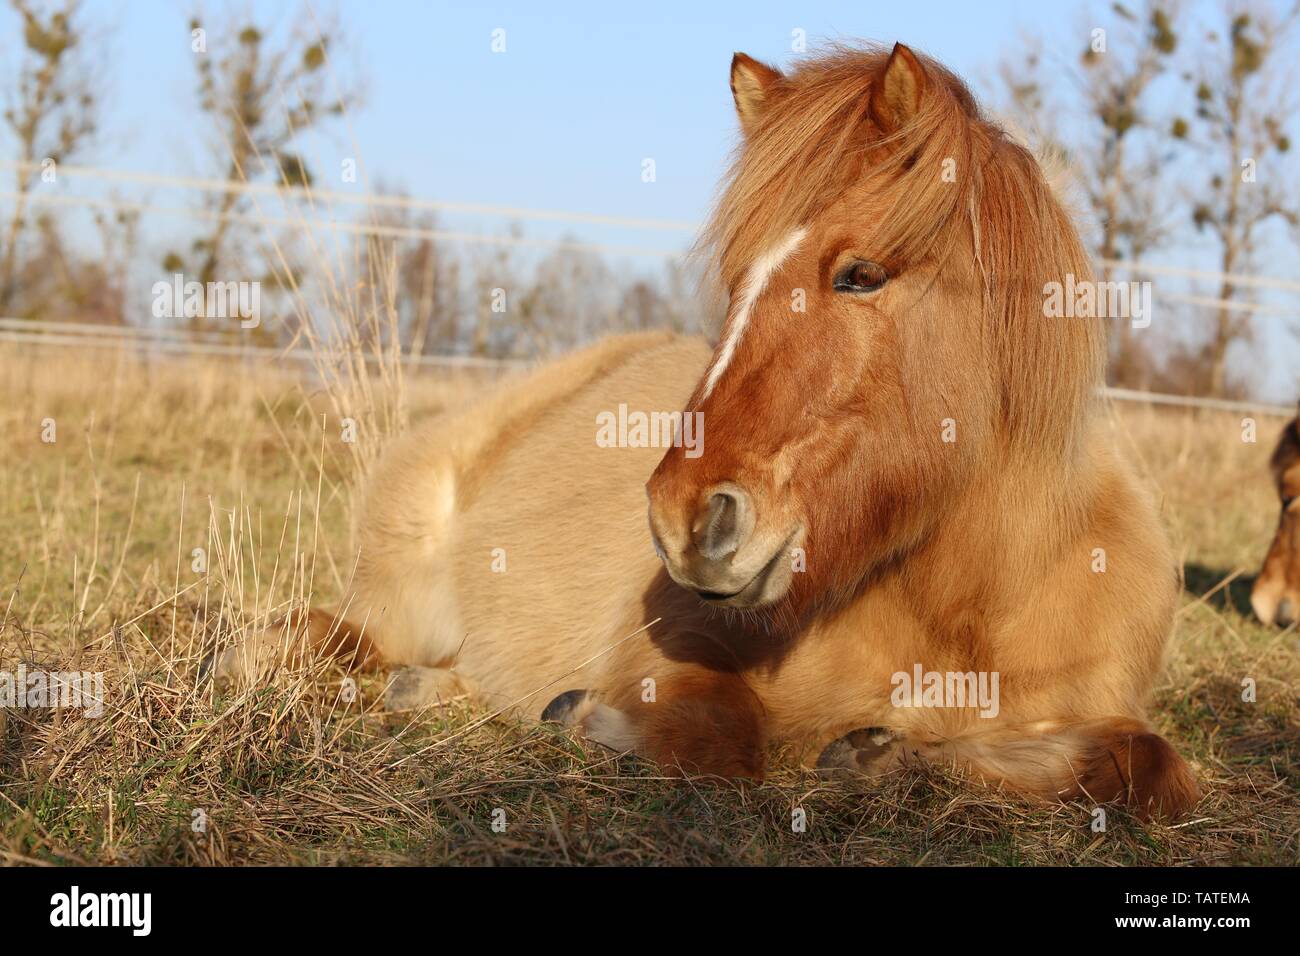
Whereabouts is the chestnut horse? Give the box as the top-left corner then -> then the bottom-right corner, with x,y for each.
1251,407 -> 1300,626
217,43 -> 1198,819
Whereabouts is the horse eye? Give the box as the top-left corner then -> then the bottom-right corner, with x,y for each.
833,260 -> 889,294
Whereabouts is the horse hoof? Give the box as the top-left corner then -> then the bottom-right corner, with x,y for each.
816,727 -> 900,775
542,689 -> 590,726
384,665 -> 465,712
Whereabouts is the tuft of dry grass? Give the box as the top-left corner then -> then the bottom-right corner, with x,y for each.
1,344 -> 1296,866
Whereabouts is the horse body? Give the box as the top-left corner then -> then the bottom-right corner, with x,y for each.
217,42 -> 1198,817
338,324 -> 1184,807
353,332 -> 705,708
1251,412 -> 1300,626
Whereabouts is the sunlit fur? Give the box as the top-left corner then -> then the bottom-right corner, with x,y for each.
219,44 -> 1199,819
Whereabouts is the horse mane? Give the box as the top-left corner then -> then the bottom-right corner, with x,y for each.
697,44 -> 1106,457
1270,416 -> 1300,488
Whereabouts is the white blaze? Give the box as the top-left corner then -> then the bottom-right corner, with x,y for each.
700,226 -> 807,401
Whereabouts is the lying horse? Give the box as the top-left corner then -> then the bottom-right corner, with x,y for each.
1251,408 -> 1300,626
218,43 -> 1198,819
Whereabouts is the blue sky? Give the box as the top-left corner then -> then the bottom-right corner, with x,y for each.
96,1 -> 1080,222
3,0 -> 1300,398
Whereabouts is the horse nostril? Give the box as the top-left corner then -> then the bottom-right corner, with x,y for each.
693,489 -> 745,560
1277,598 -> 1295,627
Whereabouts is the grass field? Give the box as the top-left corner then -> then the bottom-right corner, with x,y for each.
0,342 -> 1296,866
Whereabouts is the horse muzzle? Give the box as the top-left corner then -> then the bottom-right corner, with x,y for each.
648,481 -> 801,608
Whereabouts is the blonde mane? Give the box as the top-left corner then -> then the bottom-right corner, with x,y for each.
698,44 -> 1106,455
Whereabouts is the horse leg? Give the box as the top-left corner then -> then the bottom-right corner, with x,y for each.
384,664 -> 476,712
818,716 -> 1199,820
205,608 -> 380,685
543,668 -> 767,779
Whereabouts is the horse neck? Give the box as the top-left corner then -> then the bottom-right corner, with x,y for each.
901,427 -> 1103,615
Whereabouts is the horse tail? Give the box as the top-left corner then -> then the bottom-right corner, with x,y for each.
942,716 -> 1200,820
821,715 -> 1199,821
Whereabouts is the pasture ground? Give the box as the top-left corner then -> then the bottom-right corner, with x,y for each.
0,344 -> 1295,866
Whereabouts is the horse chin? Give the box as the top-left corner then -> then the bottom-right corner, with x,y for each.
698,568 -> 790,610
692,528 -> 802,610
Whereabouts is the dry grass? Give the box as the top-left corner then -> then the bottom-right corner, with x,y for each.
0,343 -> 1296,866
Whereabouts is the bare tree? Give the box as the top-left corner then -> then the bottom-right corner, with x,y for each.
1175,2 -> 1298,396
1078,2 -> 1181,386
169,8 -> 360,332
352,190 -> 462,355
995,3 -> 1182,388
513,244 -> 621,356
617,262 -> 713,336
0,0 -> 99,312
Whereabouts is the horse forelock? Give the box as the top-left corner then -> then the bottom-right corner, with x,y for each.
696,45 -> 977,290
696,43 -> 1104,459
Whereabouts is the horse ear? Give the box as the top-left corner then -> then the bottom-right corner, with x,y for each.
869,43 -> 928,134
731,53 -> 782,136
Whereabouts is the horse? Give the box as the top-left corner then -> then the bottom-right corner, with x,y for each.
215,43 -> 1199,819
1251,407 -> 1300,626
